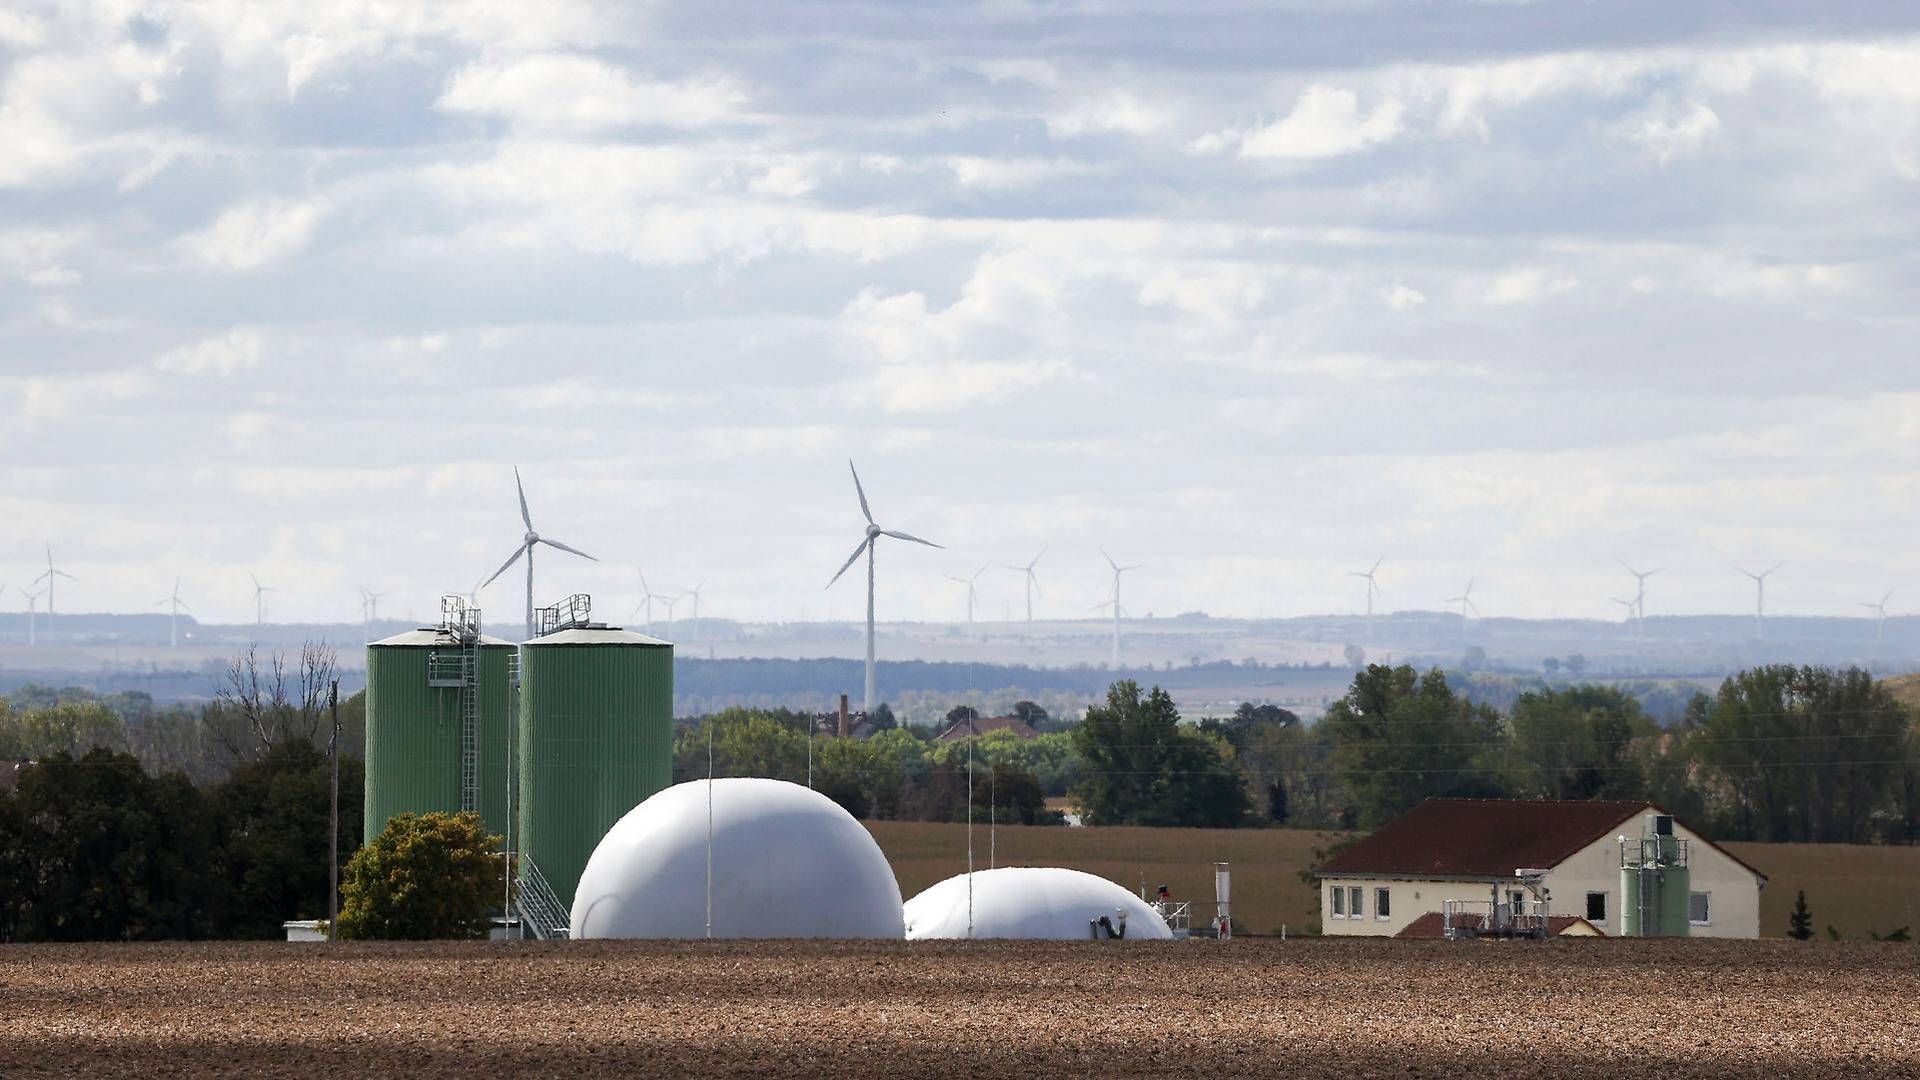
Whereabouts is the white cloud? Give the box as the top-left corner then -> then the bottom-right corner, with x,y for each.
183,199 -> 327,270
1231,85 -> 1405,160
439,54 -> 747,134
225,411 -> 276,450
1617,98 -> 1722,163
947,156 -> 1098,189
156,328 -> 265,376
748,162 -> 819,197
1384,282 -> 1426,310
1482,268 -> 1578,305
1047,90 -> 1171,137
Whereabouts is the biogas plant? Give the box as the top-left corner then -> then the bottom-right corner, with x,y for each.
362,592 -> 1223,942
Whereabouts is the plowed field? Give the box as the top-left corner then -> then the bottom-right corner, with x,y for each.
2,938 -> 1914,1077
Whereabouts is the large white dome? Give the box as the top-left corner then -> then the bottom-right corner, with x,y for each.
571,778 -> 905,939
903,867 -> 1175,940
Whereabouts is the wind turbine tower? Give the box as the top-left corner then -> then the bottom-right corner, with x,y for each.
156,578 -> 189,648
1861,589 -> 1893,658
1446,577 -> 1479,634
827,460 -> 942,716
1736,563 -> 1784,639
20,587 -> 43,646
479,467 -> 598,639
1619,562 -> 1661,640
1096,549 -> 1141,669
32,544 -> 76,625
1348,556 -> 1383,639
631,569 -> 673,636
945,565 -> 987,624
685,581 -> 705,641
1003,547 -> 1045,623
249,573 -> 275,625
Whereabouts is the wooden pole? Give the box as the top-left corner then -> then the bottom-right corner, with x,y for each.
328,679 -> 341,939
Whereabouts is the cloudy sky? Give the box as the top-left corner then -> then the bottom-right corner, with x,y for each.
3,1 -> 1918,628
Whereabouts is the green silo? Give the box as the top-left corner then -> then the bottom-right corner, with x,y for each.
363,627 -> 519,846
517,625 -> 674,909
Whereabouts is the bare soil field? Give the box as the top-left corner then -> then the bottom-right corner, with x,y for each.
2,938 -> 1915,1078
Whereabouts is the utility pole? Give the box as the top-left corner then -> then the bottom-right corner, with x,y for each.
328,679 -> 341,939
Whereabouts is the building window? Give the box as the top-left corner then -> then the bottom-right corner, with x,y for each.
1690,892 -> 1711,925
1331,886 -> 1345,918
1375,888 -> 1391,920
1349,887 -> 1364,919
1586,892 -> 1608,923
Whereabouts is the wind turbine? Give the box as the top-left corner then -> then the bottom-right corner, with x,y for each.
1003,547 -> 1045,622
1446,577 -> 1479,632
1098,549 -> 1141,669
249,572 -> 275,625
1861,589 -> 1893,657
359,586 -> 387,639
945,565 -> 988,624
659,591 -> 682,638
1348,556 -> 1383,638
827,459 -> 942,716
479,467 -> 598,639
1619,562 -> 1661,640
1735,563 -> 1783,639
1611,596 -> 1639,635
20,587 -> 43,646
684,581 -> 705,641
31,544 -> 76,624
631,569 -> 673,636
155,578 -> 189,648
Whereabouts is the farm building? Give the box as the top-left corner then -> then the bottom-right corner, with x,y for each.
1316,799 -> 1767,938
934,713 -> 1041,741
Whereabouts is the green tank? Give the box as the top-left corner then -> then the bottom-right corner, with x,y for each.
1619,816 -> 1692,937
362,628 -> 518,846
517,625 -> 673,909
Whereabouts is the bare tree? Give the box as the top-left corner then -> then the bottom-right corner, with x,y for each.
208,641 -> 338,765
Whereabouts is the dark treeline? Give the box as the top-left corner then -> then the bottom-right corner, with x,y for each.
1,647 -> 363,942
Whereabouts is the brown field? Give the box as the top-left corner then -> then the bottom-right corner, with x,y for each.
3,938 -> 1916,1077
868,822 -> 1920,939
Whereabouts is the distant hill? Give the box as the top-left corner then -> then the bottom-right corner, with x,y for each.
1882,674 -> 1920,711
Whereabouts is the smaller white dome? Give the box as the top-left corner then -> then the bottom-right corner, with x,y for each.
571,778 -> 904,940
904,867 -> 1175,940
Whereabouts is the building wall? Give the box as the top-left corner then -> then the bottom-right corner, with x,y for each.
1322,812 -> 1765,939
1547,817 -> 1763,938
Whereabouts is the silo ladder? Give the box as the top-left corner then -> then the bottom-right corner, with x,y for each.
515,857 -> 570,940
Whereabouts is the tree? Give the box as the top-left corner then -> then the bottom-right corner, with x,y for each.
943,705 -> 981,733
206,642 -> 337,768
1323,665 -> 1508,828
1507,685 -> 1648,801
1696,666 -> 1908,843
868,703 -> 898,733
336,812 -> 500,940
210,740 -> 364,938
4,750 -> 217,942
1069,680 -> 1249,828
1342,644 -> 1366,669
1542,657 -> 1562,677
1,701 -> 130,758
1010,700 -> 1051,730
1788,890 -> 1814,941
1565,655 -> 1587,677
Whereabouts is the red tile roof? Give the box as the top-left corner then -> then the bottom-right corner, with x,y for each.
935,714 -> 1040,741
1394,912 -> 1601,939
1319,799 -> 1667,879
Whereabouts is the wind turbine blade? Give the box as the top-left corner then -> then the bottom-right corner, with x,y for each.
828,537 -> 871,588
1370,555 -> 1384,575
54,569 -> 77,581
31,569 -> 51,585
1467,599 -> 1480,616
1347,572 -> 1370,579
880,529 -> 942,549
1101,549 -> 1118,572
480,544 -> 527,589
1883,589 -> 1895,605
1766,562 -> 1784,577
973,564 -> 988,580
1121,564 -> 1143,572
945,575 -> 969,584
539,537 -> 597,561
515,466 -> 533,530
1030,573 -> 1043,598
848,459 -> 873,524
1028,546 -> 1047,569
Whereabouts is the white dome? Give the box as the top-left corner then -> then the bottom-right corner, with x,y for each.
571,778 -> 905,940
903,867 -> 1175,941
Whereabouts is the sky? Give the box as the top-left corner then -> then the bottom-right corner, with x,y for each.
2,0 -> 1918,628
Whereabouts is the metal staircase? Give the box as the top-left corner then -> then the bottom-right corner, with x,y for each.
516,857 -> 570,940
428,596 -> 484,814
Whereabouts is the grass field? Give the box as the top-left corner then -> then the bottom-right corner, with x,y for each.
866,821 -> 1920,939
4,938 -> 1915,1077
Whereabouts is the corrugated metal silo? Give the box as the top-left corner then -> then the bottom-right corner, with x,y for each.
363,626 -> 518,846
518,624 -> 674,910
